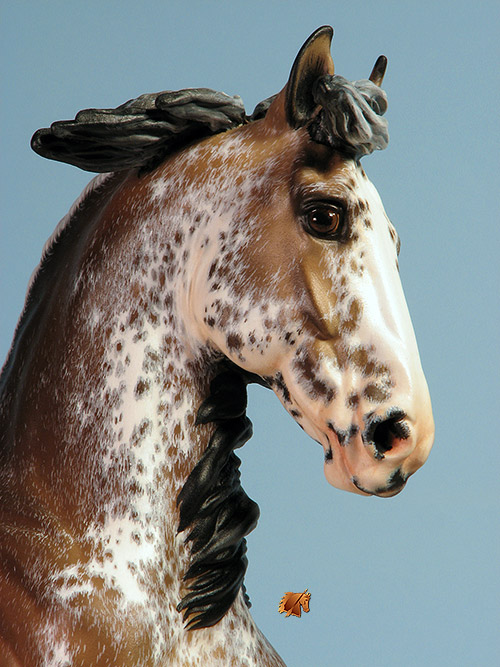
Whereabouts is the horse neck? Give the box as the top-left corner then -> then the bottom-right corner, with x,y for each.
1,164 -> 216,548
0,160 -> 285,665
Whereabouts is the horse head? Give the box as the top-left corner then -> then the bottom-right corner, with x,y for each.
186,26 -> 434,498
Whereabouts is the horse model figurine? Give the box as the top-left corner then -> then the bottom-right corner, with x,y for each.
0,26 -> 434,666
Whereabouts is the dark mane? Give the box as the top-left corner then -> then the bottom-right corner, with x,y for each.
176,363 -> 268,630
31,88 -> 249,174
308,74 -> 389,157
30,76 -> 388,176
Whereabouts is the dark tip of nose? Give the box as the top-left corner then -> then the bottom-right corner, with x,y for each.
364,409 -> 409,458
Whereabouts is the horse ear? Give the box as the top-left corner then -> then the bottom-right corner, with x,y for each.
285,26 -> 335,128
368,55 -> 388,87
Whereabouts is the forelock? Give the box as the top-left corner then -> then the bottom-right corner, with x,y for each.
308,74 -> 389,158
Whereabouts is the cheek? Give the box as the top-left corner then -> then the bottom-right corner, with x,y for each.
201,291 -> 309,376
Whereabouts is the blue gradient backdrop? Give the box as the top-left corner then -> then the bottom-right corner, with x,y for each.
1,2 -> 499,665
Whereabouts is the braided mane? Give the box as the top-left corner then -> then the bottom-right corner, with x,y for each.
176,363 -> 268,630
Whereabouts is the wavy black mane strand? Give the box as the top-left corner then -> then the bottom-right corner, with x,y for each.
176,363 -> 267,630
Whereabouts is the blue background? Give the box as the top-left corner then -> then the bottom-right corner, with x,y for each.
1,2 -> 499,665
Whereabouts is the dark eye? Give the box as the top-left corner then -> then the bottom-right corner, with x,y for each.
303,204 -> 344,238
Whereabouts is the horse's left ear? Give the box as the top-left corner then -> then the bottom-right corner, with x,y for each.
285,26 -> 335,129
368,55 -> 388,87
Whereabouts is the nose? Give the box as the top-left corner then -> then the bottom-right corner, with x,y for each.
324,405 -> 428,497
356,408 -> 416,495
363,408 -> 409,460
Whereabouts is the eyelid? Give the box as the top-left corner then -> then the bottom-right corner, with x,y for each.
301,199 -> 347,220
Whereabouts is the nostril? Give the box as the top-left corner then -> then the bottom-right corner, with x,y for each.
364,409 -> 410,458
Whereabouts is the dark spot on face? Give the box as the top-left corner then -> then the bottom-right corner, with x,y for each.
363,384 -> 391,402
208,262 -> 217,279
174,231 -> 184,246
352,202 -> 361,218
226,333 -> 243,351
364,218 -> 372,229
341,299 -> 362,334
290,409 -> 302,418
274,372 -> 291,403
325,447 -> 333,462
294,349 -> 316,383
134,378 -> 150,398
293,349 -> 336,403
313,379 -> 335,402
205,316 -> 216,328
218,304 -> 232,327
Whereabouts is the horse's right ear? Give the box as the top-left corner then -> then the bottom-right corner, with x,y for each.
285,26 -> 335,129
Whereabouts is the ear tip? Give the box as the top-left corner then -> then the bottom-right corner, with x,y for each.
309,25 -> 334,46
316,24 -> 334,37
369,55 -> 388,86
296,26 -> 334,58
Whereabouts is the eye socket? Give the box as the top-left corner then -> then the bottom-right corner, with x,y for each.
303,203 -> 344,239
